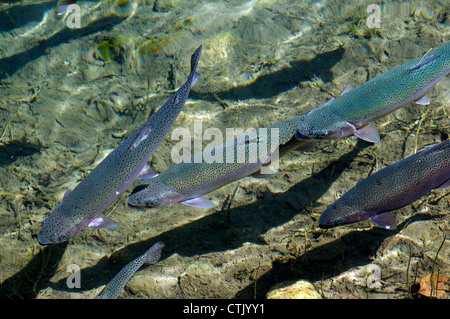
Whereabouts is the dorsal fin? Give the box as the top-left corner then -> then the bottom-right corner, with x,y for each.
409,54 -> 438,72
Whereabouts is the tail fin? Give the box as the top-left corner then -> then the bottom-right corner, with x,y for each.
145,242 -> 165,264
188,45 -> 202,86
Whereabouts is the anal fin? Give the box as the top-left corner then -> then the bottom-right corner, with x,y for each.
137,164 -> 158,179
369,212 -> 397,230
181,196 -> 215,208
88,214 -> 118,229
354,123 -> 380,143
415,95 -> 430,105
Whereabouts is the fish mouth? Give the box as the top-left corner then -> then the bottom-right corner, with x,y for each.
38,232 -> 59,246
318,222 -> 334,229
127,202 -> 145,209
38,238 -> 52,246
127,185 -> 150,209
127,196 -> 148,209
318,214 -> 346,229
38,226 -> 53,246
318,219 -> 343,229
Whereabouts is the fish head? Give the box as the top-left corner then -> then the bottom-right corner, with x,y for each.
38,204 -> 86,245
319,198 -> 373,229
296,111 -> 349,140
127,180 -> 184,208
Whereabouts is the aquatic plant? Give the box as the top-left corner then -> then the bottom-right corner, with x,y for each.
364,27 -> 380,39
348,17 -> 364,37
426,235 -> 448,298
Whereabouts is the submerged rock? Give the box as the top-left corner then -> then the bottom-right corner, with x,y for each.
153,0 -> 175,12
266,280 -> 322,299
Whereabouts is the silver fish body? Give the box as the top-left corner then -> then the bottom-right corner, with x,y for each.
296,42 -> 450,143
319,140 -> 450,229
97,242 -> 165,299
38,46 -> 202,245
127,115 -> 312,209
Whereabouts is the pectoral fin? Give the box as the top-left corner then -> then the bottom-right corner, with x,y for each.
354,124 -> 380,143
137,164 -> 158,179
63,189 -> 71,200
181,196 -> 215,208
415,95 -> 430,105
88,214 -> 118,229
128,122 -> 152,151
341,87 -> 353,95
369,212 -> 397,230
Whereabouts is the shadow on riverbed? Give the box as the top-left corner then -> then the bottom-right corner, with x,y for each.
190,46 -> 345,101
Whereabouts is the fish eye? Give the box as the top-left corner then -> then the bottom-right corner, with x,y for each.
146,200 -> 157,207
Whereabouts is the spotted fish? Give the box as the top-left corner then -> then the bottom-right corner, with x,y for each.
127,115 -> 313,209
295,42 -> 450,143
319,140 -> 450,229
38,46 -> 202,245
97,242 -> 165,299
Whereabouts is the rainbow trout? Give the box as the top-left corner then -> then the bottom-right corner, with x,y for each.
38,46 -> 202,245
97,242 -> 165,299
295,42 -> 450,143
319,140 -> 450,229
127,115 -> 313,209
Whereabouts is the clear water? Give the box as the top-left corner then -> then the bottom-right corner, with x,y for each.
0,0 -> 449,299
